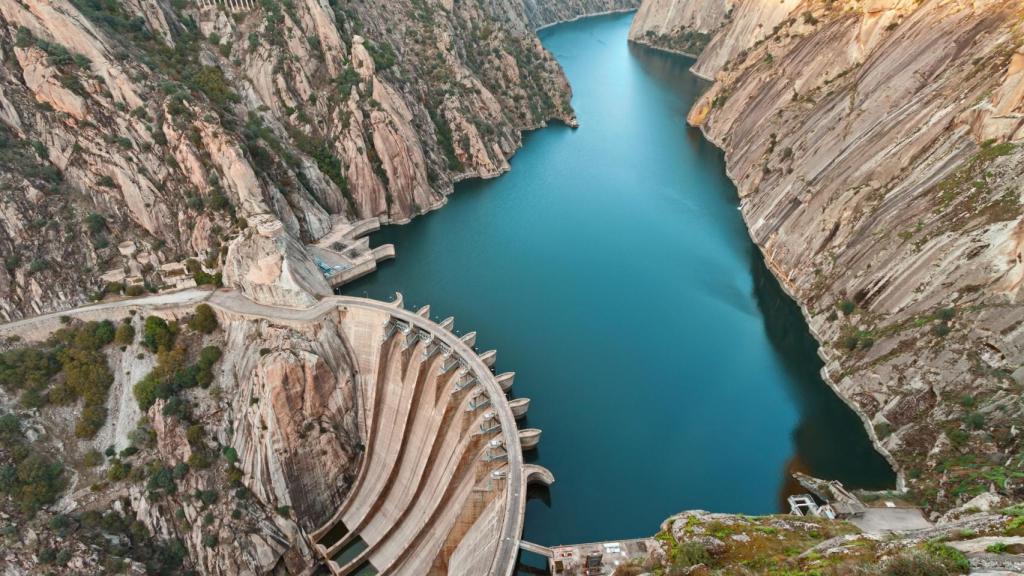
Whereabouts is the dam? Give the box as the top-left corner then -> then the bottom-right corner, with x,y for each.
344,11 -> 896,562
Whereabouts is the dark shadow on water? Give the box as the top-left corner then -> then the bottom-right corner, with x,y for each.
526,482 -> 552,509
633,37 -> 895,500
750,251 -> 896,497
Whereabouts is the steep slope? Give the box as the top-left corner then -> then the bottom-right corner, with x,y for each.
628,0 -> 733,56
641,0 -> 1024,512
0,0 -> 637,321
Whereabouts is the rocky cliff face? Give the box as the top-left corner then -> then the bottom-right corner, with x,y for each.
639,0 -> 1024,512
0,0 -> 637,321
0,305 -> 365,574
628,0 -> 732,56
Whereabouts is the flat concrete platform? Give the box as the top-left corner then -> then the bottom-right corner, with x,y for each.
849,507 -> 932,534
548,538 -> 658,575
310,217 -> 395,288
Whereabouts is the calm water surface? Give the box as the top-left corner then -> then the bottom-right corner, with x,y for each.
345,11 -> 893,561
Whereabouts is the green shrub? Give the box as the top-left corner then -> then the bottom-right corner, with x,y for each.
133,372 -> 161,411
189,304 -> 218,334
114,322 -> 135,346
0,348 -> 60,391
142,316 -> 176,351
669,541 -> 710,569
82,449 -> 104,467
197,488 -> 218,506
923,541 -> 969,572
107,459 -> 130,482
963,412 -> 986,430
75,404 -> 107,439
883,551 -> 950,575
172,462 -> 189,480
146,464 -> 176,495
986,542 -> 1008,553
838,299 -> 856,315
84,213 -> 106,234
0,452 -> 67,514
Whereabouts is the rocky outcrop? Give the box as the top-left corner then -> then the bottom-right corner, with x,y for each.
638,0 -> 1024,510
0,0 -> 634,320
222,215 -> 332,308
221,315 -> 361,531
628,0 -> 732,56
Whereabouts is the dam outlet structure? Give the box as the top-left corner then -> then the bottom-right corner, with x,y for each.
306,295 -> 553,576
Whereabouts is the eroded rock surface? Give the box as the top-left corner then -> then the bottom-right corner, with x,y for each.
637,0 -> 1024,510
0,0 -> 636,320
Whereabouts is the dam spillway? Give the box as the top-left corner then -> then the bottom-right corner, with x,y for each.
307,298 -> 547,576
344,10 -> 895,562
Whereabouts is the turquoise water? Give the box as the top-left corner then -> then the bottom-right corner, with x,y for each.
344,11 -> 893,559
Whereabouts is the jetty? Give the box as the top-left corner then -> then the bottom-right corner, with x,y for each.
309,217 -> 396,289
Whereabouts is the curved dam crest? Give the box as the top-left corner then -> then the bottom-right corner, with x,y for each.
345,10 -> 894,559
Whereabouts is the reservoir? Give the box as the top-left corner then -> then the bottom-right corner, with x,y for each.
344,10 -> 894,560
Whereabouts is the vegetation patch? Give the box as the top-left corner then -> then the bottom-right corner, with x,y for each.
0,320 -> 117,438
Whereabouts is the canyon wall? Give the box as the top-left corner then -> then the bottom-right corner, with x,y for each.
0,0 -> 637,321
628,0 -> 733,56
638,0 -> 1024,512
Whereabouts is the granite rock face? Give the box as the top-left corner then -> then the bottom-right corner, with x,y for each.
637,0 -> 1024,509
628,0 -> 733,56
0,0 -> 636,320
222,216 -> 332,309
220,314 -> 361,532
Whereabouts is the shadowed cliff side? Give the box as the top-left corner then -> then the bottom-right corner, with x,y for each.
636,0 -> 1024,514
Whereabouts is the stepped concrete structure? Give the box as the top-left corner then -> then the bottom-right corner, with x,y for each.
307,296 -> 549,575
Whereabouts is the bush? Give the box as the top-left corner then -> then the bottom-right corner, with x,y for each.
883,551 -> 950,575
189,304 -> 218,334
923,541 -> 969,572
82,449 -> 104,467
838,299 -> 856,315
197,488 -> 218,506
75,404 -> 107,438
0,349 -> 59,396
172,462 -> 189,480
146,465 -> 176,495
84,213 -> 106,235
963,412 -> 986,430
115,322 -> 136,346
142,316 -> 176,351
2,452 -> 66,514
107,459 -> 130,482
669,541 -> 710,569
133,372 -> 161,411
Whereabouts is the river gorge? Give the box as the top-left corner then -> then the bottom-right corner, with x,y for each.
345,11 -> 895,559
